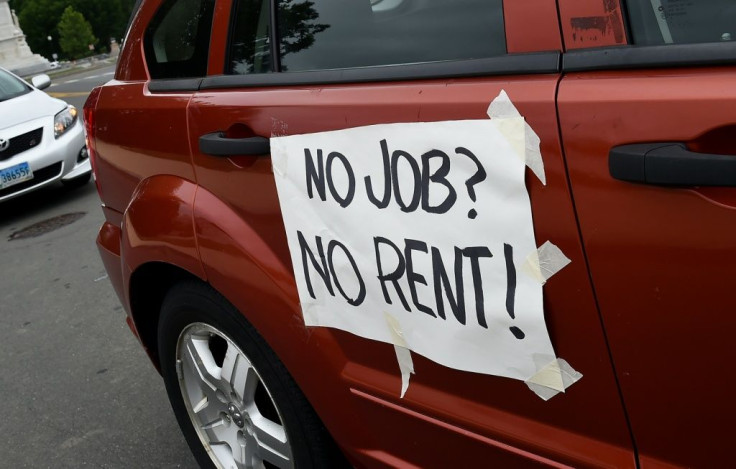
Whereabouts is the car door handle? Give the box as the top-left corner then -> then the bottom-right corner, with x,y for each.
610,142 -> 736,186
199,132 -> 270,156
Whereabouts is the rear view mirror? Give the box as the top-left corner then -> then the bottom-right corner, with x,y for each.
31,74 -> 51,90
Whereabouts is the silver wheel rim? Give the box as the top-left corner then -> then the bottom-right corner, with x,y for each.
176,323 -> 294,469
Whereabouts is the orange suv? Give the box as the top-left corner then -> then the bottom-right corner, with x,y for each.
87,0 -> 736,467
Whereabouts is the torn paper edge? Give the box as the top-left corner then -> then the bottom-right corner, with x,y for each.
487,90 -> 547,185
522,241 -> 571,285
385,313 -> 415,398
526,359 -> 583,401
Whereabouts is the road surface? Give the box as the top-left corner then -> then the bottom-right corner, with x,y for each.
1,62 -> 198,468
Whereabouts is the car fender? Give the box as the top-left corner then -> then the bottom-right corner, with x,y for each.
192,187 -> 368,448
192,186 -> 348,370
121,174 -> 207,308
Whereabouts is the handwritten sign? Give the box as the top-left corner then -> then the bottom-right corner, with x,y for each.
271,119 -> 557,382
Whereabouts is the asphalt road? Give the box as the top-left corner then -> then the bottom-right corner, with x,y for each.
47,62 -> 117,109
1,63 -> 198,468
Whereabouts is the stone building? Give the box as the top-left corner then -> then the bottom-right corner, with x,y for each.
0,0 -> 48,74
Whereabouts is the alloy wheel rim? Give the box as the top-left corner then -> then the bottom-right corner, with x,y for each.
176,323 -> 293,469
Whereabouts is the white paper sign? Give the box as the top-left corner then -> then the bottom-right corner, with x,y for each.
271,118 -> 557,382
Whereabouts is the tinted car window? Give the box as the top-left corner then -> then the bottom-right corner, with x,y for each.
0,68 -> 30,102
144,0 -> 215,79
626,0 -> 736,45
229,0 -> 273,74
228,0 -> 506,74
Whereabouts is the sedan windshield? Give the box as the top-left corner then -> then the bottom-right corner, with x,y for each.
0,68 -> 31,102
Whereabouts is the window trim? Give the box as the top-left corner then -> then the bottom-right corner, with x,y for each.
563,42 -> 736,72
148,78 -> 204,92
200,52 -> 560,91
147,52 -> 559,93
122,0 -> 145,48
269,0 -> 280,72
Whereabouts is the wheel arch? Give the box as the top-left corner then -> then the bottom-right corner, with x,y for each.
191,187 -> 371,458
120,174 -> 207,367
128,261 -> 201,369
119,176 -> 367,461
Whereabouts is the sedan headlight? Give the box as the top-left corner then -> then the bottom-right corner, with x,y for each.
54,105 -> 78,139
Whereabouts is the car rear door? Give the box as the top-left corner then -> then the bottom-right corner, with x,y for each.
557,0 -> 736,466
186,0 -> 634,466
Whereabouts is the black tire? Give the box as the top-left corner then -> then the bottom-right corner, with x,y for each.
158,280 -> 348,468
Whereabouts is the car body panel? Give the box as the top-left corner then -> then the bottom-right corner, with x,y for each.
92,81 -> 195,212
97,220 -> 125,305
502,0 -> 562,54
118,175 -> 207,359
121,175 -> 205,286
558,66 -> 736,468
116,0 -> 158,82
0,89 -> 65,129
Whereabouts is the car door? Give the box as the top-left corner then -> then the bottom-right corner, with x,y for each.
186,0 -> 634,466
558,0 -> 736,466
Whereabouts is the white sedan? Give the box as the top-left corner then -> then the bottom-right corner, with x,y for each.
0,66 -> 90,202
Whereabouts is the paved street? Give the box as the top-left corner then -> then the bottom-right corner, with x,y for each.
1,64 -> 197,467
47,62 -> 117,109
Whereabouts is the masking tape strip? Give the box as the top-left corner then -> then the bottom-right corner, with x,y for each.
526,358 -> 583,401
487,90 -> 522,119
385,313 -> 415,398
270,139 -> 287,177
492,116 -> 526,165
487,90 -> 546,185
522,241 -> 571,285
393,345 -> 415,399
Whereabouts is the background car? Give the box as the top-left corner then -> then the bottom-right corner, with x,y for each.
0,66 -> 90,202
87,0 -> 736,467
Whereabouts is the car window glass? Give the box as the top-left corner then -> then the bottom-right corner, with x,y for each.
0,69 -> 30,102
144,0 -> 215,79
270,0 -> 505,73
229,0 -> 273,74
626,0 -> 736,45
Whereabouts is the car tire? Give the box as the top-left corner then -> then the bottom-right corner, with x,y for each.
158,280 -> 347,469
61,172 -> 91,189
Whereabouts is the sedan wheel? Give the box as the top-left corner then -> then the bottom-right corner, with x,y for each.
157,281 -> 347,469
177,323 -> 292,468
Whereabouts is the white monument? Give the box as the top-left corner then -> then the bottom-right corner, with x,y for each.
0,0 -> 48,74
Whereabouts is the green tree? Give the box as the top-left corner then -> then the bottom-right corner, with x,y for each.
11,0 -> 136,59
16,0 -> 66,59
71,0 -> 127,51
58,6 -> 98,60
